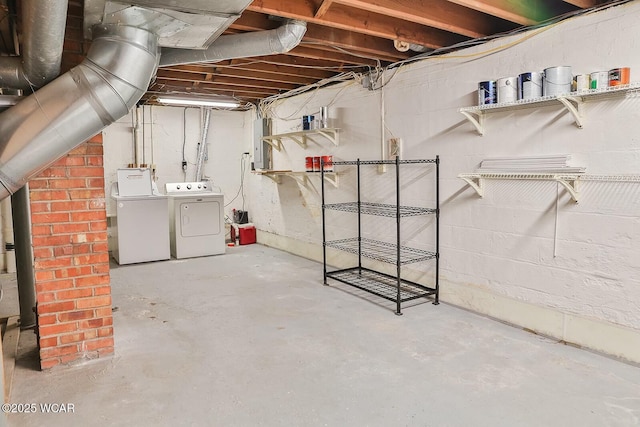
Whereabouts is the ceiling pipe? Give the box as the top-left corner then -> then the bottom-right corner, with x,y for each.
159,19 -> 307,67
0,24 -> 159,200
0,0 -> 69,89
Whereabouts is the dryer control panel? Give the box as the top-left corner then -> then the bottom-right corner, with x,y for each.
165,181 -> 212,194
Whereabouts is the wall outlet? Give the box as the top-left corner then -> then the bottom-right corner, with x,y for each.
389,137 -> 402,160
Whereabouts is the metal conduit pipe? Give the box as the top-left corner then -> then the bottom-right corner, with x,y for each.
195,108 -> 212,182
0,24 -> 159,201
0,0 -> 69,89
11,185 -> 35,328
159,19 -> 307,67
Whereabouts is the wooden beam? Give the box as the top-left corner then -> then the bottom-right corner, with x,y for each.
446,0 -> 578,26
303,25 -> 410,61
227,58 -> 340,78
332,0 -> 516,38
315,0 -> 334,18
287,45 -> 381,66
245,1 -> 466,49
232,11 -> 410,62
299,42 -> 401,64
220,60 -> 336,80
561,0 -> 598,8
152,80 -> 282,97
156,70 -> 300,91
163,59 -> 337,80
162,65 -> 322,86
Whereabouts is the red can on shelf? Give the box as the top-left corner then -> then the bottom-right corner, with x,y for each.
305,156 -> 313,172
312,156 -> 321,172
321,155 -> 333,172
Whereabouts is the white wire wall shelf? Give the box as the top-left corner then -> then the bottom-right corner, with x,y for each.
459,83 -> 640,135
458,172 -> 583,202
458,173 -> 640,203
262,128 -> 340,150
322,157 -> 440,315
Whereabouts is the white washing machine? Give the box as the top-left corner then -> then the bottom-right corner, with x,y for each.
165,181 -> 225,259
111,169 -> 170,265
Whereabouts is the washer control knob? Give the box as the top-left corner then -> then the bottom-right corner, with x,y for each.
176,185 -> 181,190
203,184 -> 207,189
187,184 -> 192,190
197,184 -> 202,189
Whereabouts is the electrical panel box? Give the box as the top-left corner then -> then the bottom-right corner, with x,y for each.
253,118 -> 272,170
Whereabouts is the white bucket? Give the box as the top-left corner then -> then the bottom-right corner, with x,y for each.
497,77 -> 517,104
574,74 -> 590,92
543,66 -> 572,96
590,71 -> 608,89
517,72 -> 542,100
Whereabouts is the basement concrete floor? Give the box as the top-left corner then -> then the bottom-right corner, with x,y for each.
7,244 -> 640,427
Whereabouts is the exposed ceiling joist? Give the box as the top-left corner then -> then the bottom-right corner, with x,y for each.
152,79 -> 281,96
231,11 -> 410,61
446,0 -> 579,26
162,65 -> 321,85
246,1 -> 467,49
287,45 -> 379,66
156,70 -> 300,91
332,0 -> 516,38
315,0 -> 334,18
562,0 -> 599,7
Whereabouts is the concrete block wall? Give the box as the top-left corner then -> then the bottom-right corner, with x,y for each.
29,134 -> 113,370
250,2 -> 640,363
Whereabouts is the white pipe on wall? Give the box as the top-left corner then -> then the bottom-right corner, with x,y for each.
379,69 -> 386,174
134,106 -> 144,167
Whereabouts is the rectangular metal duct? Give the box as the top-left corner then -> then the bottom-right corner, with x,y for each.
84,0 -> 254,49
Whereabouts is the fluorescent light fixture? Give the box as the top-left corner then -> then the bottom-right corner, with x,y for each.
157,97 -> 241,108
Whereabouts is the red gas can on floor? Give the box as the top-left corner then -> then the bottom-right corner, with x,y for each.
238,224 -> 256,245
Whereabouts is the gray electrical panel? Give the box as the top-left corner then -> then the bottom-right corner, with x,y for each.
253,118 -> 271,170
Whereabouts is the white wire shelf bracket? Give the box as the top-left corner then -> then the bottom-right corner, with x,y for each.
253,170 -> 340,188
458,172 -> 583,202
459,83 -> 640,135
262,128 -> 340,151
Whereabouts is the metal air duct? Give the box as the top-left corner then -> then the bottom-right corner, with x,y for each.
0,0 -> 69,89
0,24 -> 159,200
159,19 -> 307,67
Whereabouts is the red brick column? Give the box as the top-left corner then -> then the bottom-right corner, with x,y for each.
29,134 -> 113,369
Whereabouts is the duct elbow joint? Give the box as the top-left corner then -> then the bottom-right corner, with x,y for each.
276,20 -> 307,52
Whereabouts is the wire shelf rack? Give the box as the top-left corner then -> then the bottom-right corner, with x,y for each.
325,237 -> 436,265
324,202 -> 436,217
321,156 -> 439,314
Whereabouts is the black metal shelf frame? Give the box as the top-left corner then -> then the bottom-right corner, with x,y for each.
321,156 -> 440,315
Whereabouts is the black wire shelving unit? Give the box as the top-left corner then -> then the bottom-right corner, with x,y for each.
321,156 -> 440,315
